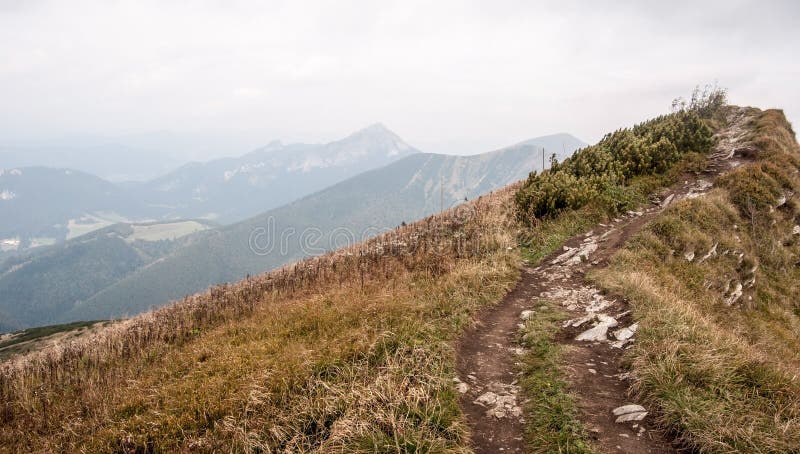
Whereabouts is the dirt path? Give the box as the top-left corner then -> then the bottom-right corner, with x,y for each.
456,108 -> 752,453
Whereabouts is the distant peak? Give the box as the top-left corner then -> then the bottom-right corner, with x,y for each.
264,140 -> 283,149
351,122 -> 397,138
362,122 -> 389,132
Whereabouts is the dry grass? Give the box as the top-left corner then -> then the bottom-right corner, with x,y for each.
592,108 -> 800,452
0,186 -> 522,452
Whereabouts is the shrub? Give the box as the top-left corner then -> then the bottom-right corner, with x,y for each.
516,110 -> 715,224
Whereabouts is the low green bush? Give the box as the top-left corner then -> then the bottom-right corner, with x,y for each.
516,110 -> 715,224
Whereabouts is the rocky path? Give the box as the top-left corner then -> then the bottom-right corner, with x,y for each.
456,108 -> 752,453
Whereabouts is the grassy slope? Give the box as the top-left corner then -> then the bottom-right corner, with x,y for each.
0,321 -> 109,361
0,186 -> 522,452
593,108 -> 800,452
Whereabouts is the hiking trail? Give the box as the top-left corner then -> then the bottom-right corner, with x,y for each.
456,108 -> 752,453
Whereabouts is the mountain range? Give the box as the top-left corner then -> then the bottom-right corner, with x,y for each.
0,124 -> 422,259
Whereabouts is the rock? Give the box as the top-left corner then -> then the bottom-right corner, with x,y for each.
455,382 -> 469,394
793,225 -> 800,236
615,411 -> 648,423
613,404 -> 648,423
564,314 -> 594,328
613,323 -> 638,341
520,310 -> 534,320
778,191 -> 793,207
744,265 -> 758,288
725,282 -> 743,306
585,293 -> 612,313
684,250 -> 695,262
475,391 -> 498,406
551,240 -> 598,265
474,384 -> 522,419
697,243 -> 718,263
576,314 -> 618,342
613,404 -> 646,415
660,194 -> 675,207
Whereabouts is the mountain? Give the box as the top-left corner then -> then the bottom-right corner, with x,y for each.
511,132 -> 589,157
62,138 -> 583,323
0,220 -> 214,330
133,123 -> 420,223
0,167 -> 147,259
0,124 -> 422,259
0,143 -> 188,182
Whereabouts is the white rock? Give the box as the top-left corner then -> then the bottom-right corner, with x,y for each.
684,250 -> 695,262
475,392 -> 498,406
613,323 -> 639,341
725,282 -> 743,306
793,225 -> 800,236
613,404 -> 648,423
615,411 -> 648,423
697,243 -> 718,263
474,384 -> 523,419
455,381 -> 469,394
613,404 -> 646,416
660,194 -> 675,207
520,310 -> 534,320
576,314 -> 618,342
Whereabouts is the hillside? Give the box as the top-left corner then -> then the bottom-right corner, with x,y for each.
63,141 -> 577,323
0,220 -> 214,331
3,95 -> 797,452
0,167 -> 146,257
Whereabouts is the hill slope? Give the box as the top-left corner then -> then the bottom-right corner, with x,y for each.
0,167 -> 145,255
0,220 -> 214,330
65,142 -> 572,322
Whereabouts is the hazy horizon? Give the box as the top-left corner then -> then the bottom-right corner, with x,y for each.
1,0 -> 798,161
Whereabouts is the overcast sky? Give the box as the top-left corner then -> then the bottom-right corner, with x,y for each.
0,0 -> 797,157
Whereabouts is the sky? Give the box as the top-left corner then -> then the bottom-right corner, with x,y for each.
0,0 -> 798,158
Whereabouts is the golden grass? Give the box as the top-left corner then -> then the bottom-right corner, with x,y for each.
0,186 -> 522,452
592,108 -> 800,452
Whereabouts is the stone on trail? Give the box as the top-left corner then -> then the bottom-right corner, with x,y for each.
613,404 -> 648,423
474,384 -> 523,419
613,323 -> 638,341
575,314 -> 618,342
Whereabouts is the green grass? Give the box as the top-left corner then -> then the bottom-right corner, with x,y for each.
518,299 -> 593,453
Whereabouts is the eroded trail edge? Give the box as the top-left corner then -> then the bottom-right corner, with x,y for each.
456,108 -> 751,453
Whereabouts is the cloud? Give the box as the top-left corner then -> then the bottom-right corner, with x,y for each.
0,0 -> 797,155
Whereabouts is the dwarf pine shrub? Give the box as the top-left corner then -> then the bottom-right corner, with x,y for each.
516,110 -> 715,224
